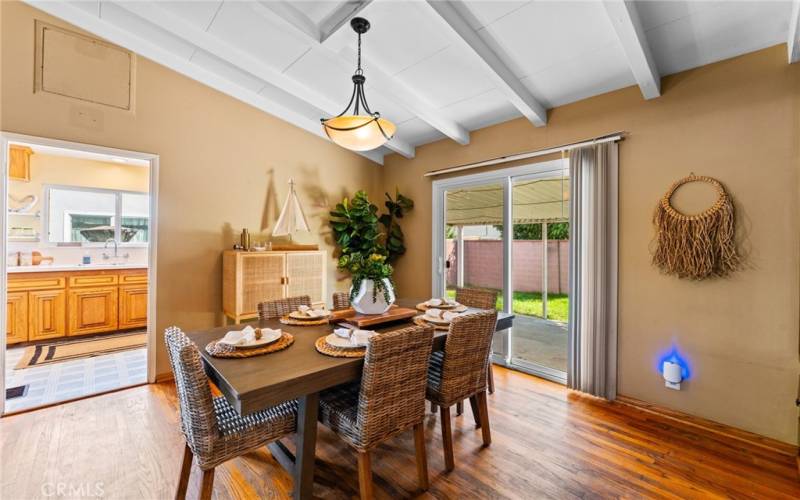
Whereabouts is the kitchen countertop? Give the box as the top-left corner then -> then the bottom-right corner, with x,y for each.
7,263 -> 148,273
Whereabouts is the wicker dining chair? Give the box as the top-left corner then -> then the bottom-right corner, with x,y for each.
454,287 -> 498,396
165,327 -> 298,500
318,325 -> 435,499
332,291 -> 351,311
257,295 -> 311,320
426,309 -> 498,471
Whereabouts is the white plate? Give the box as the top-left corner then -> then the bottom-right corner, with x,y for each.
289,310 -> 331,320
325,333 -> 368,349
219,329 -> 282,349
420,314 -> 454,325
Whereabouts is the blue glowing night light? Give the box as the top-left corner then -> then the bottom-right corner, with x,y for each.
657,346 -> 691,380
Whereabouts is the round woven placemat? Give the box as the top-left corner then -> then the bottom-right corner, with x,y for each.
413,316 -> 450,331
279,315 -> 330,326
415,303 -> 467,312
314,336 -> 366,358
206,332 -> 294,358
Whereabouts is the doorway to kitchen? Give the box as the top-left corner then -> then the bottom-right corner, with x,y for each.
0,133 -> 158,414
432,158 -> 570,383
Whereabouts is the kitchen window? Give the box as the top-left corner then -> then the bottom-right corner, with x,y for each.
45,185 -> 149,245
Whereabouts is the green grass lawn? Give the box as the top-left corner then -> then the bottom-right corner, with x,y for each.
447,288 -> 569,323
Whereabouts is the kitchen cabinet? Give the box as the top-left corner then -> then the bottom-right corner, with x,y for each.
68,286 -> 118,336
6,268 -> 148,344
119,285 -> 148,329
29,289 -> 67,340
6,291 -> 29,344
9,145 -> 32,182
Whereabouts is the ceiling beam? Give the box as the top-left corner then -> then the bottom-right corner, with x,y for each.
24,0 -> 385,164
115,1 -> 415,158
790,0 -> 800,64
421,0 -> 547,127
318,1 -> 374,43
254,2 -> 470,145
602,0 -> 661,99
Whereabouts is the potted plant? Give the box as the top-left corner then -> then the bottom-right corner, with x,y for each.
330,190 -> 413,314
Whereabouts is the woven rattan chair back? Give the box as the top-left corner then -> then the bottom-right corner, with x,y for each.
331,291 -> 351,311
455,287 -> 497,310
165,326 -> 218,458
257,295 -> 311,320
440,310 -> 498,405
355,325 -> 434,450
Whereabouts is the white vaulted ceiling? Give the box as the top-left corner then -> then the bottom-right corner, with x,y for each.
27,0 -> 799,164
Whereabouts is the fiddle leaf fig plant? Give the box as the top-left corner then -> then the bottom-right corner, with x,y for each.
380,189 -> 414,263
329,189 -> 414,302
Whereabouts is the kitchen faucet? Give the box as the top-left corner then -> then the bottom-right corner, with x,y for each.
103,238 -> 129,261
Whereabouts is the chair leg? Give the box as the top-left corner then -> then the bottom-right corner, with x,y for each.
468,395 -> 481,428
476,391 -> 491,446
430,401 -> 438,413
439,406 -> 455,472
357,450 -> 373,500
174,444 -> 193,500
456,401 -> 464,416
199,468 -> 215,500
487,363 -> 495,394
413,423 -> 429,491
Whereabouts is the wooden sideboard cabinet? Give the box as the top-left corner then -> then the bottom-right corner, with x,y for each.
6,268 -> 148,345
223,250 -> 326,324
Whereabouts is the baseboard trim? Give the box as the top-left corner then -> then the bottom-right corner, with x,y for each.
154,372 -> 174,384
615,395 -> 797,458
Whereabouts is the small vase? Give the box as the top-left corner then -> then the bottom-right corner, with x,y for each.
350,278 -> 395,315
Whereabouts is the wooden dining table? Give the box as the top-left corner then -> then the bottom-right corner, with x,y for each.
188,298 -> 514,500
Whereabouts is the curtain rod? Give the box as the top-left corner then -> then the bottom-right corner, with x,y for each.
423,132 -> 626,177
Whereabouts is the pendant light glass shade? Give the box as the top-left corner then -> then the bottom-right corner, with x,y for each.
321,17 -> 396,152
322,115 -> 397,151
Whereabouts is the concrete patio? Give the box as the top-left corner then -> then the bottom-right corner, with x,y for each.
510,315 -> 568,372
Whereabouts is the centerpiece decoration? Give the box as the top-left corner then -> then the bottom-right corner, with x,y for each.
330,189 -> 413,314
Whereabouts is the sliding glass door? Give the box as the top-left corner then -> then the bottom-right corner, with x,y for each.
432,159 -> 569,383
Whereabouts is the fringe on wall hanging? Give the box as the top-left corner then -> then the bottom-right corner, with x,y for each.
651,174 -> 739,280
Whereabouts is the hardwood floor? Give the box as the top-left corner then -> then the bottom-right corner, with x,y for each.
1,366 -> 798,499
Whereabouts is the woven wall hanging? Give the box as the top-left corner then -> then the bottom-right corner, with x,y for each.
651,174 -> 739,280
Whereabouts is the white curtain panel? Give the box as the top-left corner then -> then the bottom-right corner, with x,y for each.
567,142 -> 619,399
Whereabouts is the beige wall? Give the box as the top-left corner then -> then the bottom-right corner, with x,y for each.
383,45 -> 800,444
1,1 -> 381,375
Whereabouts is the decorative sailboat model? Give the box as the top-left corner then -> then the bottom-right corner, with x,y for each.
271,179 -> 318,251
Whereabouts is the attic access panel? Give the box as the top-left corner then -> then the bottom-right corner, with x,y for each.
35,21 -> 134,111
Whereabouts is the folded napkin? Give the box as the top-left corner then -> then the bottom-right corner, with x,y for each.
425,308 -> 460,321
220,325 -> 256,346
219,325 -> 280,346
425,298 -> 443,306
333,327 -> 375,346
298,305 -> 328,318
425,308 -> 443,319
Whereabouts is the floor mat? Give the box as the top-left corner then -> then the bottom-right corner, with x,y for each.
15,332 -> 147,369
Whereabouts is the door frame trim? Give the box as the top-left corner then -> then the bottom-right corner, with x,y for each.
0,132 -> 159,415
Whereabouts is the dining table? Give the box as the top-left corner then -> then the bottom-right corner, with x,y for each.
188,298 -> 514,500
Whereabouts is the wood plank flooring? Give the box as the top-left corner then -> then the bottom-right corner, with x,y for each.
1,366 -> 798,499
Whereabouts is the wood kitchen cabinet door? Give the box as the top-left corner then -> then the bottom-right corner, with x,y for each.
28,289 -> 66,340
68,286 -> 118,336
119,285 -> 147,330
6,291 -> 28,344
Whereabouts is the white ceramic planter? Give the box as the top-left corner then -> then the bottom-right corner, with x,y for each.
350,278 -> 395,314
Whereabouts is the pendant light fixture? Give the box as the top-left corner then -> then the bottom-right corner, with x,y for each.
321,17 -> 396,152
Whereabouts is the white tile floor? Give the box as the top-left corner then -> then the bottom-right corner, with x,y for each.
4,344 -> 147,413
